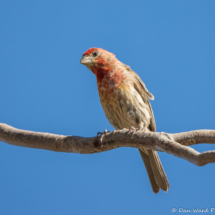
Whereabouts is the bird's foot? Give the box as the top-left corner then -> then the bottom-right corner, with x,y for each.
97,129 -> 108,137
110,130 -> 116,135
128,126 -> 147,139
97,129 -> 108,146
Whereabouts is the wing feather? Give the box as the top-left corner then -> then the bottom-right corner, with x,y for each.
125,66 -> 156,131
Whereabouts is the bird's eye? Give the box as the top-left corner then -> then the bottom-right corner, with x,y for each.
92,52 -> 98,57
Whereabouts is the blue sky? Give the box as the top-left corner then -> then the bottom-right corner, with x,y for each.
0,0 -> 215,214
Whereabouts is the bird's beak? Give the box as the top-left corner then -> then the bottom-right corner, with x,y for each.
80,56 -> 94,65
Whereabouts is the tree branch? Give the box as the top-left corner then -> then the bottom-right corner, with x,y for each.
0,123 -> 215,166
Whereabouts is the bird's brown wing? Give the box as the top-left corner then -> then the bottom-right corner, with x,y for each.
125,66 -> 169,193
125,66 -> 156,131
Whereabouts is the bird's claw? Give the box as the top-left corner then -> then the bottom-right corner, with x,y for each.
97,129 -> 108,147
128,126 -> 147,139
110,130 -> 116,135
128,126 -> 140,139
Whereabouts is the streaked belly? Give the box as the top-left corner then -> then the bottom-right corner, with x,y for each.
98,85 -> 151,130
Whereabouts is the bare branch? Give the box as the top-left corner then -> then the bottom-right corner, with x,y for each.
0,123 -> 215,166
171,130 -> 215,146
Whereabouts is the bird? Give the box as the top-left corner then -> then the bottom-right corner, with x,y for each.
80,47 -> 169,193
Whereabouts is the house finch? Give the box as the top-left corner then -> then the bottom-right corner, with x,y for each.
80,48 -> 169,193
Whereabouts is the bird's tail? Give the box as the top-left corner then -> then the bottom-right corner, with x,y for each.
138,149 -> 169,193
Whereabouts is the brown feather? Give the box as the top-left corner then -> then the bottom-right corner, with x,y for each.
125,65 -> 169,193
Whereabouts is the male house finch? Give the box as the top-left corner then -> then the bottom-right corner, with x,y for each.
80,48 -> 169,193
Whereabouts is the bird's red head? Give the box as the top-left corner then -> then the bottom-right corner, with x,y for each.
82,47 -> 100,56
80,48 -> 117,75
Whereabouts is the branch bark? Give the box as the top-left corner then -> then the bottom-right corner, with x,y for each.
0,123 -> 215,166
